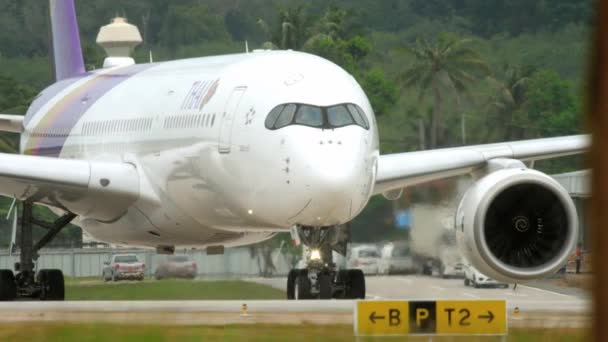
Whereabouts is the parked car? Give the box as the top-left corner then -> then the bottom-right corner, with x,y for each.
102,254 -> 145,281
378,242 -> 416,275
347,245 -> 381,275
463,264 -> 509,288
437,247 -> 465,278
155,255 -> 197,280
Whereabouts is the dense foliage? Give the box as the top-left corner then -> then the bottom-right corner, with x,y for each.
0,0 -> 593,243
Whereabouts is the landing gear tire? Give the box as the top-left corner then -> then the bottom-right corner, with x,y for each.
464,278 -> 470,286
318,273 -> 332,299
286,270 -> 298,299
473,280 -> 479,288
0,270 -> 16,301
346,269 -> 365,299
37,269 -> 64,301
295,272 -> 311,300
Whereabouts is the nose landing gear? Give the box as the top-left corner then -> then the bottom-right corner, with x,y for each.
286,225 -> 366,300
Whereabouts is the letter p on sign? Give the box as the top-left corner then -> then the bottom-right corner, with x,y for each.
416,308 -> 429,326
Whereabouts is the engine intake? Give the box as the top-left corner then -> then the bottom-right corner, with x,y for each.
456,166 -> 578,282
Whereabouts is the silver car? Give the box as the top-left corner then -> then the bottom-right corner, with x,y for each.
347,245 -> 381,275
379,242 -> 416,275
154,255 -> 197,280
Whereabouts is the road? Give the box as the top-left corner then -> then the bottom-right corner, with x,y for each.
249,274 -> 591,328
250,275 -> 590,312
0,275 -> 590,328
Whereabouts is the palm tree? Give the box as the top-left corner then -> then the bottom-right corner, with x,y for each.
486,64 -> 536,140
257,6 -> 310,50
314,7 -> 347,41
400,35 -> 489,148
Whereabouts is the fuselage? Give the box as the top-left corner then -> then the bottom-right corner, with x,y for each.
21,51 -> 380,248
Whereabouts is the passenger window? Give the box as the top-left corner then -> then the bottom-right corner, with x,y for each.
265,105 -> 284,129
274,104 -> 296,129
327,105 -> 354,127
295,105 -> 323,127
347,104 -> 369,129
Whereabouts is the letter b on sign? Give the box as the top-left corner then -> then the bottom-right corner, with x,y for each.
409,301 -> 436,334
389,309 -> 401,326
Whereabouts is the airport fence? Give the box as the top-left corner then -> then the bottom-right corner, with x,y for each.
0,247 -> 293,278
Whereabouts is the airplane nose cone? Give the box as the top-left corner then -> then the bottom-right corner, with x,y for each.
293,137 -> 367,226
314,149 -> 360,193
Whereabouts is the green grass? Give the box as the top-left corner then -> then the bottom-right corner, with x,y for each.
0,324 -> 588,342
65,279 -> 285,300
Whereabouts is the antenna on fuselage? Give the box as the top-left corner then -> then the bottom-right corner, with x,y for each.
149,50 -> 154,63
245,40 -> 249,53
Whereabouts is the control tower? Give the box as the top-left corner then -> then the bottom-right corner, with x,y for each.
96,17 -> 142,68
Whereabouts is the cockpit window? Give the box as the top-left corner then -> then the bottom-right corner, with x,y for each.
347,104 -> 370,129
274,104 -> 297,129
295,105 -> 323,127
327,105 -> 354,127
264,105 -> 284,129
264,103 -> 369,130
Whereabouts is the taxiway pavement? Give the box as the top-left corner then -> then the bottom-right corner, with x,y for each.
249,275 -> 590,314
0,275 -> 590,328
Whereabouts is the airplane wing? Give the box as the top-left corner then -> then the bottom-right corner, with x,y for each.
0,153 -> 140,221
0,114 -> 24,133
374,134 -> 590,195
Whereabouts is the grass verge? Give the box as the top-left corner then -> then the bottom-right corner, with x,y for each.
0,324 -> 589,342
66,279 -> 285,300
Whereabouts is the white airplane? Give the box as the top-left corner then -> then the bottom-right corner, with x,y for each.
0,0 -> 588,301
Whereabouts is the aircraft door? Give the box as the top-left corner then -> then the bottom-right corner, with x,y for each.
219,86 -> 247,153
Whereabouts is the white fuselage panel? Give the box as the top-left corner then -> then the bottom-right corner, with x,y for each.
21,51 -> 379,247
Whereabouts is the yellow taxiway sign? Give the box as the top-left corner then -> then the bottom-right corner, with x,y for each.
355,300 -> 506,336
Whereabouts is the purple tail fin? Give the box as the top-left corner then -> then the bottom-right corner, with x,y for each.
49,0 -> 85,81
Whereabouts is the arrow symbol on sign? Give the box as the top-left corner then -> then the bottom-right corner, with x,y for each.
369,311 -> 386,324
478,311 -> 494,323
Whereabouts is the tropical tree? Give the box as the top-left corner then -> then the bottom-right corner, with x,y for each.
521,69 -> 579,138
0,74 -> 33,153
486,64 -> 536,140
399,34 -> 489,148
257,6 -> 310,50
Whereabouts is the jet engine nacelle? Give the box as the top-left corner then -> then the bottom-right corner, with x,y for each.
456,161 -> 578,283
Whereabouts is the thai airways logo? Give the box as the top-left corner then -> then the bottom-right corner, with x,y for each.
181,79 -> 220,111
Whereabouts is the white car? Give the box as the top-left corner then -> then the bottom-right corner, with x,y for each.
347,245 -> 381,275
102,254 -> 145,281
378,242 -> 416,275
463,264 -> 509,288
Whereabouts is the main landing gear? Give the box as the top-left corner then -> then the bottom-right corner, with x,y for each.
0,202 -> 76,301
286,225 -> 365,300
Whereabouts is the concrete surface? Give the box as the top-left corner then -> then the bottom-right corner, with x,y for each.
0,275 -> 591,328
